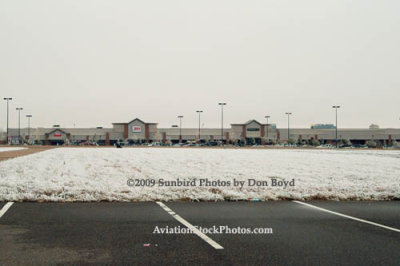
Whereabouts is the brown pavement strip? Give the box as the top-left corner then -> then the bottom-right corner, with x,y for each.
0,146 -> 55,162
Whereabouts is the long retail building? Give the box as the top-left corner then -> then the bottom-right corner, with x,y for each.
1,118 -> 400,145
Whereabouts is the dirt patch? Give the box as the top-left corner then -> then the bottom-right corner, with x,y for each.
0,146 -> 55,162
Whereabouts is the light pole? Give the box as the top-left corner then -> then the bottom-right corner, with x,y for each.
16,107 -> 23,143
196,110 -> 203,143
178,115 -> 183,143
3,98 -> 12,144
285,112 -> 292,143
265,115 -> 270,141
26,115 -> 32,141
332,106 -> 340,148
218,103 -> 226,145
26,115 -> 32,143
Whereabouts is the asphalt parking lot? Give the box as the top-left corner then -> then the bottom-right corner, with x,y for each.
0,201 -> 399,265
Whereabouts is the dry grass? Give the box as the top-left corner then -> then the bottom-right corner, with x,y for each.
0,146 -> 55,162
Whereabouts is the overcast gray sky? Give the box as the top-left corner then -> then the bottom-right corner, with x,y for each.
1,0 -> 399,130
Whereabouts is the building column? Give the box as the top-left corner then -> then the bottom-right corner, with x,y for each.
145,124 -> 150,143
225,132 -> 229,144
66,133 -> 71,145
123,124 -> 129,140
105,132 -> 110,146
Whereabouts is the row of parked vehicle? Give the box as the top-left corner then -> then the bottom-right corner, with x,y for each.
71,140 -> 399,149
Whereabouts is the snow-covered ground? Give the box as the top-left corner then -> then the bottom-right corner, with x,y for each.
0,147 -> 27,152
0,148 -> 399,202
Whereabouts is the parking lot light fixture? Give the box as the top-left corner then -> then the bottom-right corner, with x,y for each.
196,111 -> 203,143
26,115 -> 32,143
332,106 -> 340,148
16,107 -> 23,143
218,103 -> 226,145
3,98 -> 13,144
285,112 -> 292,143
178,116 -> 183,143
265,115 -> 270,141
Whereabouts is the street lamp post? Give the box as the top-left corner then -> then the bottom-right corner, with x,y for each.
332,106 -> 340,148
16,107 -> 23,143
218,103 -> 226,145
285,112 -> 292,143
265,115 -> 270,141
3,98 -> 12,144
178,115 -> 183,143
196,110 -> 203,143
26,115 -> 32,143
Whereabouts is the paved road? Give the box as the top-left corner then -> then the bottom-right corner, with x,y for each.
0,201 -> 399,265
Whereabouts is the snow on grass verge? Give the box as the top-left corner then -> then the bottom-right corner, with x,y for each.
0,147 -> 27,152
0,148 -> 399,202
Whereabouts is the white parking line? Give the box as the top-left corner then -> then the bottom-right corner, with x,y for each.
0,202 -> 14,219
156,202 -> 224,250
293,200 -> 400,233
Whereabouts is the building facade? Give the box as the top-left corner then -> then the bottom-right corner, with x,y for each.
1,118 -> 400,145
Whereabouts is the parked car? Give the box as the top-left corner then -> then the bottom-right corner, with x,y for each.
207,141 -> 218,146
353,144 -> 368,148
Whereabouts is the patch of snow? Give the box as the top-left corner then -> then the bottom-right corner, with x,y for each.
0,148 -> 399,201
